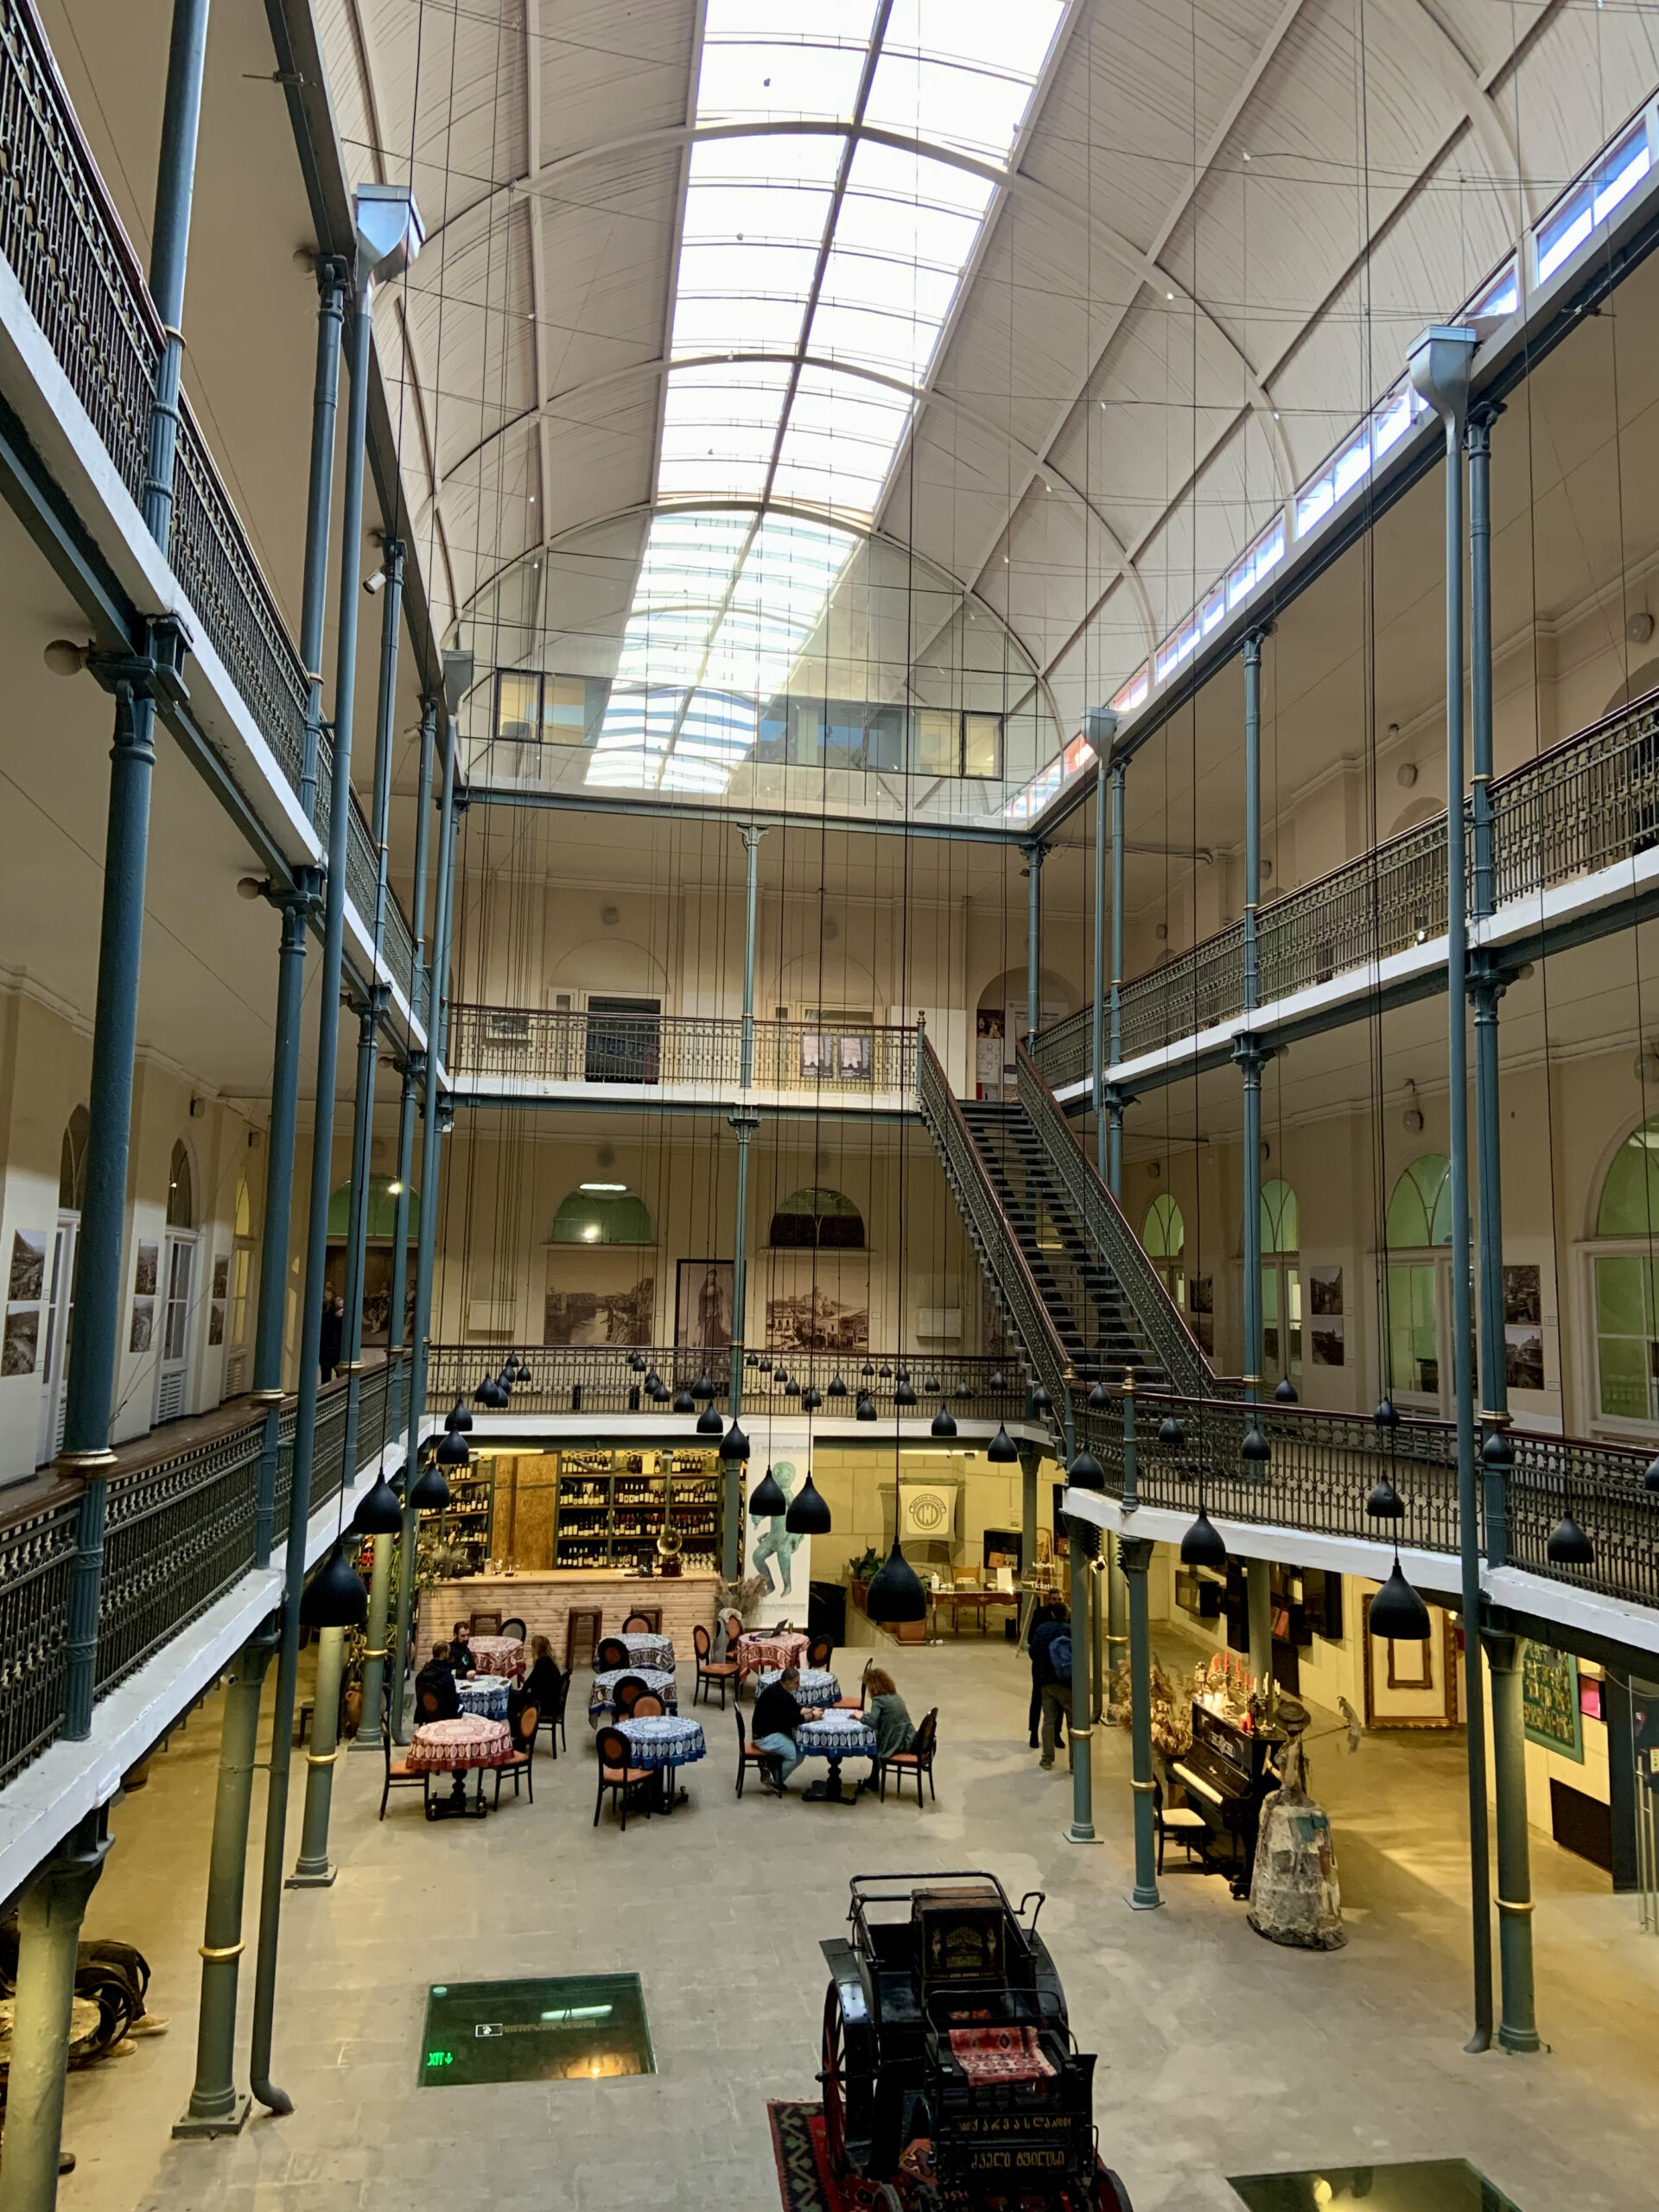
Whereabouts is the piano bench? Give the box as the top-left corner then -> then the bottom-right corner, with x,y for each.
1154,1783 -> 1211,1874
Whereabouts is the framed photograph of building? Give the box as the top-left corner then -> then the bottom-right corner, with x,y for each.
676,1259 -> 733,1350
3,1306 -> 38,1376
544,1250 -> 656,1345
1504,1264 -> 1542,1326
8,1232 -> 45,1303
1309,1265 -> 1344,1316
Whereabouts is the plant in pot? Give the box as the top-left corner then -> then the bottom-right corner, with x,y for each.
849,1545 -> 883,1614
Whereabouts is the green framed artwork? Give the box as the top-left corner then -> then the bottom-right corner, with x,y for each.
1522,1641 -> 1582,1762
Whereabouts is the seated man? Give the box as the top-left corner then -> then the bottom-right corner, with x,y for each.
416,1641 -> 461,1719
752,1665 -> 809,1793
448,1620 -> 479,1677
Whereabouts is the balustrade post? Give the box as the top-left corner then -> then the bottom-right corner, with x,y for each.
1409,319 -> 1494,2053
297,261 -> 347,821
0,1814 -> 110,2212
1022,838 -> 1050,1044
1481,1631 -> 1541,2052
1119,1536 -> 1161,1909
252,878 -> 315,1567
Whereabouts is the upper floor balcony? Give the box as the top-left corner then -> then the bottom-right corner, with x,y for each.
1032,684 -> 1659,1101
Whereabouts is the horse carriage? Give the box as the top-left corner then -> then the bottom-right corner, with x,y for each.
818,1872 -> 1133,2210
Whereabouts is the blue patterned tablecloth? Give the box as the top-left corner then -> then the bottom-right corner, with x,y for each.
589,1667 -> 678,1725
620,1631 -> 675,1669
757,1667 -> 842,1708
614,1715 -> 707,1771
457,1675 -> 510,1721
798,1713 -> 878,1759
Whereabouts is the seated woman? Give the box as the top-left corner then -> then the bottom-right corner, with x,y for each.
864,1668 -> 917,1759
448,1621 -> 479,1677
522,1634 -> 563,1714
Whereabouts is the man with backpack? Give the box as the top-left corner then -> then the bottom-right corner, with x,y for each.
1027,1597 -> 1072,1770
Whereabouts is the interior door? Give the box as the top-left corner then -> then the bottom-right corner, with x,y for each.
1387,1257 -> 1450,1415
36,1212 -> 77,1467
154,1231 -> 196,1424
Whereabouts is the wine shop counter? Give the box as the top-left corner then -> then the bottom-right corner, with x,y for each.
417,1571 -> 721,1668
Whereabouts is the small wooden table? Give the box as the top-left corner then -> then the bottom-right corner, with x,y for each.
931,1587 -> 1019,1636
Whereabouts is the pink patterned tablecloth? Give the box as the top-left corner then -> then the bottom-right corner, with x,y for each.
734,1631 -> 809,1680
408,1717 -> 515,1773
467,1637 -> 525,1680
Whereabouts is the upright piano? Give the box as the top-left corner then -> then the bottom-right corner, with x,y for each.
1168,1699 -> 1278,1896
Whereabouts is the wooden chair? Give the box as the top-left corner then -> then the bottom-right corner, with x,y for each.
734,1707 -> 773,1799
631,1693 -> 665,1718
721,1609 -> 745,1662
594,1726 -> 654,1830
416,1684 -> 448,1724
379,1728 -> 428,1820
595,1636 -> 630,1673
539,1668 -> 572,1758
613,1674 -> 650,1718
1154,1774 -> 1209,1873
493,1703 -> 538,1807
470,1611 -> 502,1636
621,1609 -> 660,1635
807,1634 -> 835,1672
693,1623 -> 740,1709
877,1709 -> 938,1807
565,1609 -> 601,1670
499,1616 -> 527,1643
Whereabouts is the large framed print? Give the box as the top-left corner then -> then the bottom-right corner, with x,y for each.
676,1259 -> 733,1350
1522,1641 -> 1583,1761
543,1249 -> 655,1345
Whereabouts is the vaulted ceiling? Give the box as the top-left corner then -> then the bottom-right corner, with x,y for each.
317,0 -> 1658,741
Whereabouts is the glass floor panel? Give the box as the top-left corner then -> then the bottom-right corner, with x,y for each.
420,1974 -> 654,2086
1230,2163 -> 1523,2211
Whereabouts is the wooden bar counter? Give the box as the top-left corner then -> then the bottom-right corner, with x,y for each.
418,1570 -> 721,1668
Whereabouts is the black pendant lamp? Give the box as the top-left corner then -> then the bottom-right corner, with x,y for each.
1369,1555 -> 1431,1640
866,1534 -> 928,1624
988,1423 -> 1018,1465
924,1376 -> 941,1395
802,1384 -> 823,1411
861,1360 -> 875,1378
855,1392 -> 877,1421
1366,1473 -> 1405,1520
672,1382 -> 696,1414
1547,1508 -> 1595,1567
893,1376 -> 918,1407
299,1541 -> 368,1630
1373,1395 -> 1401,1430
785,1472 -> 832,1535
408,1458 -> 451,1513
692,1370 -> 716,1404
749,1465 -> 787,1516
988,1370 -> 1006,1392
1273,1376 -> 1299,1405
1087,1379 -> 1111,1411
955,1379 -> 973,1399
931,1402 -> 957,1438
647,1370 -> 671,1403
628,1350 -> 647,1373
1646,1455 -> 1659,1494
1030,1383 -> 1052,1415
473,1372 -> 495,1406
784,1376 -> 801,1399
352,1470 -> 404,1535
1241,1418 -> 1271,1465
1157,1413 -> 1185,1447
1066,1446 -> 1105,1492
827,1373 -> 848,1399
1179,1505 -> 1228,1572
718,1420 -> 751,1464
879,1363 -> 893,1379
445,1396 -> 474,1433
696,1403 -> 724,1436
435,1427 -> 471,1469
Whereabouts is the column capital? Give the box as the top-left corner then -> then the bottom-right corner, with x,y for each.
1020,836 -> 1052,868
728,1110 -> 761,1137
738,822 -> 767,854
1117,1535 -> 1154,1573
1242,620 -> 1274,660
1465,397 -> 1505,444
1230,1032 -> 1273,1076
1103,1083 -> 1136,1113
1479,1626 -> 1524,1673
1466,949 -> 1519,1002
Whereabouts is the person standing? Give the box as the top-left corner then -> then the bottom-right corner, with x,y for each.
318,1291 -> 345,1382
1027,1598 -> 1072,1770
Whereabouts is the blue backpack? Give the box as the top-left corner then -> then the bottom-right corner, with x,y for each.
1049,1630 -> 1072,1684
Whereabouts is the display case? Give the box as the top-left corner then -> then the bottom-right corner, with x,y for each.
432,1462 -> 496,1575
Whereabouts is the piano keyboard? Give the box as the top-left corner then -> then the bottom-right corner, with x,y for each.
1171,1761 -> 1224,1804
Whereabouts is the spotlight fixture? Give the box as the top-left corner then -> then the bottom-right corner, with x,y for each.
351,1471 -> 404,1535
748,1465 -> 787,1516
1179,1506 -> 1228,1571
987,1424 -> 1018,1465
785,1473 -> 832,1535
931,1402 -> 957,1439
299,1542 -> 368,1629
1368,1556 -> 1431,1640
865,1535 -> 927,1624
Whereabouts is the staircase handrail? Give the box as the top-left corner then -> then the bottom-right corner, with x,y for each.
916,1033 -> 1071,1424
1015,1041 -> 1233,1399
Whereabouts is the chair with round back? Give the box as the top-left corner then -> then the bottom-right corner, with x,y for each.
613,1674 -> 650,1718
692,1622 -> 740,1709
379,1726 -> 428,1819
733,1707 -> 773,1799
594,1726 -> 654,1830
621,1610 -> 658,1636
416,1685 -> 444,1724
630,1693 -> 665,1718
499,1616 -> 527,1643
721,1610 -> 745,1662
806,1634 -> 835,1672
493,1703 -> 538,1807
876,1707 -> 938,1808
595,1635 -> 630,1673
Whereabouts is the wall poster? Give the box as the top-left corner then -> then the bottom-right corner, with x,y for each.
676,1259 -> 733,1350
543,1249 -> 655,1346
765,1252 -> 868,1354
1522,1641 -> 1583,1762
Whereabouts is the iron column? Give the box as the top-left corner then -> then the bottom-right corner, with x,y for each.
1109,760 -> 1126,1196
724,1111 -> 761,1575
0,1815 -> 110,2211
1022,839 -> 1048,1044
251,880 -> 315,1567
739,823 -> 763,1090
359,1051 -> 420,1751
369,540 -> 404,945
138,0 -> 210,553
1482,1630 -> 1541,2053
1409,319 -> 1492,2052
1084,711 -> 1119,1183
1120,1535 -> 1160,1910
297,260 -> 347,819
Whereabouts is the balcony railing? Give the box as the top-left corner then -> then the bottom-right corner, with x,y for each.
444,1005 -> 917,1097
1033,686 -> 1659,1086
0,0 -> 424,1025
426,1345 -> 1020,1423
0,1358 -> 400,1791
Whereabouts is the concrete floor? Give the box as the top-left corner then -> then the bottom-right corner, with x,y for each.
49,1626 -> 1659,2212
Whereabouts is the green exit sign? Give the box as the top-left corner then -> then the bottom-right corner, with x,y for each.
425,2050 -> 454,2068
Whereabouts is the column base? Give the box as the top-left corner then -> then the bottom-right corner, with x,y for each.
284,1864 -> 336,1890
1497,2024 -> 1543,2055
1063,1827 -> 1103,1847
172,2092 -> 251,2139
1126,1886 -> 1163,1911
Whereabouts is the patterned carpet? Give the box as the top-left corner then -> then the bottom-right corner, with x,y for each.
767,2101 -> 884,2210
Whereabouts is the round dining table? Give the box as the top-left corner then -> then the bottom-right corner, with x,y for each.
457,1674 -> 511,1722
795,1712 -> 878,1805
733,1630 -> 809,1681
756,1665 -> 842,1708
409,1715 -> 516,1818
617,1630 -> 675,1669
588,1666 -> 678,1726
467,1636 -> 525,1681
613,1713 -> 707,1814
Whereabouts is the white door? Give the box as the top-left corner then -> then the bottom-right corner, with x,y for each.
36,1211 -> 78,1467
154,1230 -> 196,1424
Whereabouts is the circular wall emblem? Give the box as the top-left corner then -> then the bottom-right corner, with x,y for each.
908,1494 -> 948,1533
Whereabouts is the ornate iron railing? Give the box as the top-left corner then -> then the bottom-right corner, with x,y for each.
917,1034 -> 1069,1422
445,1005 -> 917,1097
425,1345 -> 1020,1423
0,0 -> 425,1027
1505,1429 -> 1659,1614
1033,687 -> 1659,1085
0,1486 -> 79,1788
1015,1046 -> 1220,1397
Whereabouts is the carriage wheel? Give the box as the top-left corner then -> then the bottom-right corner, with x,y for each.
819,1981 -> 875,2178
874,2189 -> 906,2212
1094,2164 -> 1135,2212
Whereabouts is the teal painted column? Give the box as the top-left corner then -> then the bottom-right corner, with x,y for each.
1483,1631 -> 1541,2053
0,1815 -> 109,2210
1108,760 -> 1126,1197
1090,1551 -> 1106,1723
391,693 -> 462,1737
289,1625 -> 345,1887
723,1111 -> 760,1576
252,880 -> 314,1565
1022,838 -> 1049,1043
359,1052 -> 420,1751
1247,1559 -> 1273,1683
1018,1446 -> 1039,1649
1065,1480 -> 1097,1844
1120,1535 -> 1160,1910
297,260 -> 347,819
368,540 -> 404,943
1084,708 -> 1119,1185
1410,319 -> 1493,2052
1105,1530 -> 1128,1717
737,823 -> 762,1091
175,1623 -> 279,2136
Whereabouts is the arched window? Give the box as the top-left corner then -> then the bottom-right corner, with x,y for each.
167,1140 -> 194,1230
550,1185 -> 653,1245
768,1186 -> 865,1249
234,1177 -> 252,1238
1592,1117 -> 1659,1423
230,1177 -> 256,1363
1255,1179 -> 1301,1387
59,1106 -> 89,1212
327,1176 -> 421,1238
1260,1179 -> 1299,1255
1386,1154 -> 1452,1248
1142,1194 -> 1186,1311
